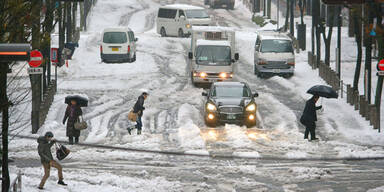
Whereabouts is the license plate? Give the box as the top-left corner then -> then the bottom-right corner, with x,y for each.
112,47 -> 119,51
227,114 -> 236,120
273,69 -> 280,73
208,79 -> 216,82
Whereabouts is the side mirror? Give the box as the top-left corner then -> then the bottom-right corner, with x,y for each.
180,15 -> 186,20
255,45 -> 260,52
135,38 -> 138,42
188,52 -> 193,59
253,92 -> 259,97
202,92 -> 208,96
234,53 -> 239,61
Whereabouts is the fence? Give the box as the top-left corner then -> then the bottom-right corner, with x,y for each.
9,171 -> 22,192
38,80 -> 56,128
308,52 -> 380,131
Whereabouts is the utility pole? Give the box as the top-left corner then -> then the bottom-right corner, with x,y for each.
66,1 -> 72,43
337,6 -> 342,79
263,0 -> 266,16
277,0 -> 280,30
1,63 -> 10,192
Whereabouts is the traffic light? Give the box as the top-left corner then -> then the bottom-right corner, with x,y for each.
0,44 -> 31,62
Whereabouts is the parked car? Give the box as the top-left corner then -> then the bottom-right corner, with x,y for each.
204,0 -> 235,10
254,31 -> 295,78
202,82 -> 258,128
100,27 -> 138,63
156,4 -> 212,37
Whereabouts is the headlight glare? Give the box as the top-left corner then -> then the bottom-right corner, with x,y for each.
200,72 -> 207,78
246,103 -> 256,111
206,103 -> 217,111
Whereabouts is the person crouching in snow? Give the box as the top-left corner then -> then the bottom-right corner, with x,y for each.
38,132 -> 67,189
128,92 -> 148,135
300,95 -> 322,141
63,99 -> 82,144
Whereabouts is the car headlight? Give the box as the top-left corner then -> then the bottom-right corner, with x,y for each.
246,103 -> 256,111
206,103 -> 217,111
186,24 -> 191,28
200,72 -> 207,78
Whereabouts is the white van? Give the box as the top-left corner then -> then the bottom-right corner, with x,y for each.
100,28 -> 138,63
156,4 -> 212,37
254,31 -> 295,78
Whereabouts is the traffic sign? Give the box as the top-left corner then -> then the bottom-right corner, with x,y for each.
377,59 -> 384,71
29,50 -> 43,67
51,48 -> 58,63
27,67 -> 43,74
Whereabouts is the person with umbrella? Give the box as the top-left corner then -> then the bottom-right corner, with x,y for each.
300,85 -> 338,141
63,99 -> 83,144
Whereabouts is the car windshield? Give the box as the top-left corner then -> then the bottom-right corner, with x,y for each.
186,10 -> 209,18
103,32 -> 127,44
212,86 -> 250,98
196,45 -> 231,65
260,39 -> 293,53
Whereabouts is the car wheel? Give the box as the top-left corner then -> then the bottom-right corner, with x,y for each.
160,27 -> 167,37
133,53 -> 137,62
178,28 -> 184,38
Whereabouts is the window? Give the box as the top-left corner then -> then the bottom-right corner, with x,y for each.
185,10 -> 209,18
128,31 -> 135,42
205,32 -> 222,40
103,32 -> 127,44
212,86 -> 250,98
260,39 -> 293,53
158,8 -> 177,19
196,45 -> 231,65
179,10 -> 185,17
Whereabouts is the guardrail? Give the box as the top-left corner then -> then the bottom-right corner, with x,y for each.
308,51 -> 380,131
9,171 -> 22,192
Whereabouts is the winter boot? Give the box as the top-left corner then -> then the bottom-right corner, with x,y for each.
137,129 -> 141,135
58,180 -> 67,186
38,186 -> 44,190
68,137 -> 74,145
75,137 -> 79,144
127,127 -> 132,135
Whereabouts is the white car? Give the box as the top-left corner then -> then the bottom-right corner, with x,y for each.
254,31 -> 295,78
100,28 -> 138,63
156,4 -> 212,37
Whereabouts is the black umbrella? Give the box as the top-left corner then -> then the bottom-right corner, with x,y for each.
307,85 -> 338,99
65,95 -> 88,107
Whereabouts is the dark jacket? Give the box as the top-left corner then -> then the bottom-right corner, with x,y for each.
37,136 -> 55,164
300,97 -> 322,126
133,95 -> 145,116
63,104 -> 83,137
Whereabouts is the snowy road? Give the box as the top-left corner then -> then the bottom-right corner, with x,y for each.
8,0 -> 384,191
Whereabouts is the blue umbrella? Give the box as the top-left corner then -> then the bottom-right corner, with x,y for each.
307,85 -> 338,99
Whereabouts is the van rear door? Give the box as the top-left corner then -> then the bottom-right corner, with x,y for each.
102,31 -> 128,54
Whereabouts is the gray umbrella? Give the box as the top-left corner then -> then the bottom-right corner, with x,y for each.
307,85 -> 338,99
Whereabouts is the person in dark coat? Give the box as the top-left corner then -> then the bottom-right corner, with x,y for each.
38,132 -> 67,189
130,92 -> 148,135
300,95 -> 322,141
63,100 -> 83,144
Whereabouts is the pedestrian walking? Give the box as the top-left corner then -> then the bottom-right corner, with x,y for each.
63,99 -> 83,144
38,132 -> 67,189
300,95 -> 322,141
128,92 -> 148,135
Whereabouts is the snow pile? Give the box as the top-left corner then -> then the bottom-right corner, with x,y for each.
17,166 -> 182,192
368,186 -> 384,192
177,103 -> 205,149
288,167 -> 332,180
